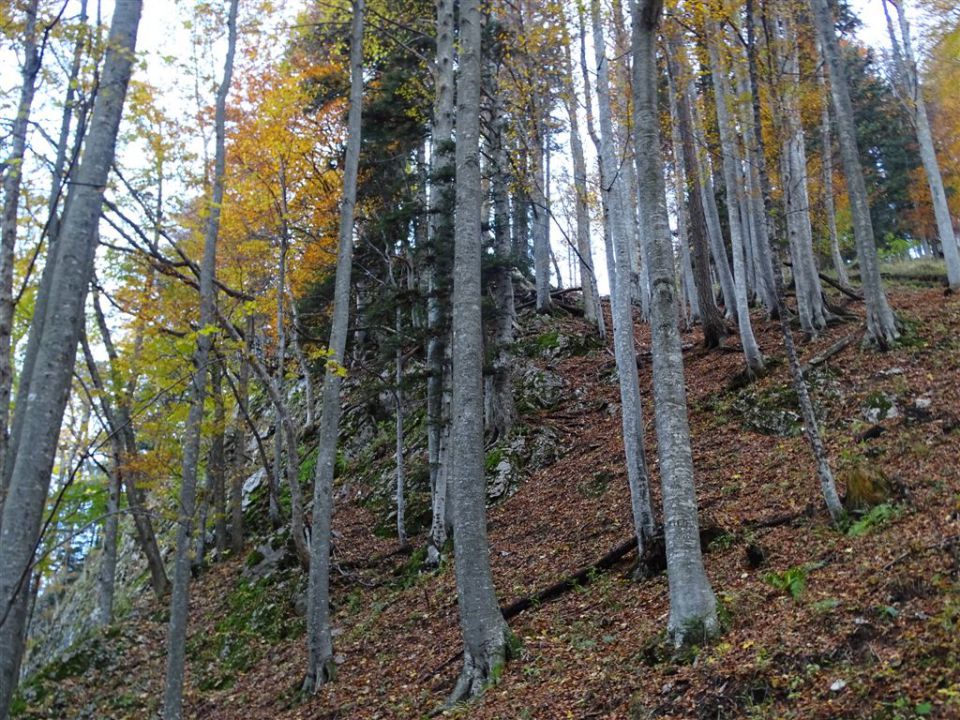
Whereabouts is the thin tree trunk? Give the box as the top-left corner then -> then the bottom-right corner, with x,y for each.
746,0 -> 844,522
91,289 -> 169,599
210,362 -> 227,557
707,23 -> 765,373
0,0 -> 44,499
162,1 -> 237,716
665,31 -> 726,347
231,320 -> 252,555
0,3 -> 143,715
775,15 -> 828,336
591,0 -> 656,554
80,334 -> 120,628
817,48 -> 850,287
632,0 -> 718,645
884,0 -> 960,289
532,130 -> 553,314
687,74 -> 738,320
562,35 -> 602,334
303,0 -> 364,693
810,0 -> 899,347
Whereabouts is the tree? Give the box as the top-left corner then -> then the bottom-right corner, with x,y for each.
810,0 -> 899,347
0,2 -> 143,715
425,0 -> 455,568
632,0 -> 718,645
445,0 -> 513,703
706,15 -> 764,374
303,0 -> 365,694
0,0 -> 43,490
884,0 -> 960,289
162,0 -> 239,717
589,0 -> 656,556
665,26 -> 727,348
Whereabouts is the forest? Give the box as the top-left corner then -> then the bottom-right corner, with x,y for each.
0,0 -> 959,717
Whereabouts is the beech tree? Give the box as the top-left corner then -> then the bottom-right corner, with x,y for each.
303,0 -> 365,693
633,0 -> 718,644
446,0 -> 513,702
0,2 -> 143,715
590,0 -> 656,555
162,0 -> 239,717
884,0 -> 960,289
811,0 -> 900,347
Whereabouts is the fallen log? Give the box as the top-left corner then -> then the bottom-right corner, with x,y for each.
801,329 -> 862,374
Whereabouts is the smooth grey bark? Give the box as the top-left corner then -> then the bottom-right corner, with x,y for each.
303,0 -> 364,693
746,0 -> 844,522
665,31 -> 726,347
0,0 -> 42,496
0,2 -> 143,715
775,16 -> 828,336
446,0 -> 512,703
686,73 -> 737,320
591,0 -> 656,554
425,0 -> 454,567
610,0 -> 650,317
707,24 -> 764,373
531,130 -> 553,314
884,0 -> 960,289
162,1 -> 237,716
735,59 -> 779,316
632,0 -> 718,645
810,0 -> 899,347
562,34 -> 603,336
816,48 -> 850,287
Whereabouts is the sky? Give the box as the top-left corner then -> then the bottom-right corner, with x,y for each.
1,0 -> 911,299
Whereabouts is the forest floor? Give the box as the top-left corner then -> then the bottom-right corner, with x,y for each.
14,284 -> 960,719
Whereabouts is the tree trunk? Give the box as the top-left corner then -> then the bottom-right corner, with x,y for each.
0,3 -> 143,716
632,0 -> 718,645
665,31 -> 726,348
531,130 -> 553,314
485,47 -> 517,441
686,73 -> 737,321
91,288 -> 170,599
816,47 -> 850,287
562,34 -> 603,337
591,0 -> 656,554
446,1 -> 513,703
775,15 -> 828,337
0,0 -> 42,496
884,0 -> 960,289
810,0 -> 899,347
303,0 -> 364,693
707,21 -> 765,373
231,319 -> 252,555
80,334 -> 120,628
162,1 -> 237,716
210,362 -> 227,557
425,0 -> 455,567
746,0 -> 844,523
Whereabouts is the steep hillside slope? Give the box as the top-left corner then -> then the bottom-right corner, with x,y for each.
13,287 -> 960,719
